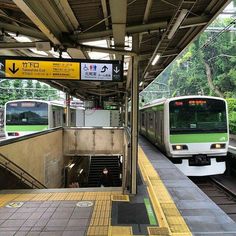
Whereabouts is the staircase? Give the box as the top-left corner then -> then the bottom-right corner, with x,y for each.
87,156 -> 122,187
0,153 -> 47,189
0,166 -> 31,189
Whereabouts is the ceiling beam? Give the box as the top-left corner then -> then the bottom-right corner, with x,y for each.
13,0 -> 61,44
101,0 -> 113,60
0,41 -> 136,56
109,0 -> 127,48
51,0 -> 87,58
73,16 -> 208,42
140,0 -> 153,46
53,0 -> 80,30
0,22 -> 47,40
76,43 -> 136,56
13,0 -> 87,59
74,21 -> 168,41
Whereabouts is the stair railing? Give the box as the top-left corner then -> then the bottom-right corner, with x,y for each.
0,153 -> 47,189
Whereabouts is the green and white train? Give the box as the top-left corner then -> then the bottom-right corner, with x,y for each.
5,99 -> 76,137
139,96 -> 229,176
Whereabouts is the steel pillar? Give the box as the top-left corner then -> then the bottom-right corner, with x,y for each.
66,93 -> 71,127
130,55 -> 139,194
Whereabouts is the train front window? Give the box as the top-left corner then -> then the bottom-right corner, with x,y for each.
6,102 -> 48,125
169,99 -> 227,134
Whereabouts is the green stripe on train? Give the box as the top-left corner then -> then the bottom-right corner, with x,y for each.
6,125 -> 48,132
170,133 -> 228,143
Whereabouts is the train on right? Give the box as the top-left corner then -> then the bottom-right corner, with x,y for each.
139,95 -> 229,176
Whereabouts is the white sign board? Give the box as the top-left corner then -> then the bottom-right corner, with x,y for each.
81,63 -> 112,81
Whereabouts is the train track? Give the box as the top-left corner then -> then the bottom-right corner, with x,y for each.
191,176 -> 236,222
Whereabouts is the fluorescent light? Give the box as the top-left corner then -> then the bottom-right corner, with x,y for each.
68,163 -> 75,169
30,48 -> 48,56
88,52 -> 110,60
139,81 -> 143,86
8,33 -> 32,42
151,54 -> 161,65
79,169 -> 84,174
167,9 -> 188,40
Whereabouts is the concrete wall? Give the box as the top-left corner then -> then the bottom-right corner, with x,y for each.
0,129 -> 63,188
63,128 -> 124,155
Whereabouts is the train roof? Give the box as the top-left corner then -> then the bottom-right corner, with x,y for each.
141,95 -> 226,110
5,99 -> 65,107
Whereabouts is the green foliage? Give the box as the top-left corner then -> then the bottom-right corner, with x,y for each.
0,80 -> 60,106
226,98 -> 236,134
145,16 -> 236,133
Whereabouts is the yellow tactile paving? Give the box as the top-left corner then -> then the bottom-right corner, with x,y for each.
111,194 -> 129,202
88,198 -> 112,235
87,226 -> 109,236
148,226 -> 170,236
13,194 -> 37,201
138,146 -> 192,236
64,192 -> 84,200
31,193 -> 52,201
0,194 -> 18,207
0,190 -> 124,236
108,226 -> 133,236
82,192 -> 97,200
48,192 -> 69,200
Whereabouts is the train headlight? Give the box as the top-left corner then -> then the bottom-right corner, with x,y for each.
172,145 -> 188,150
211,143 -> 226,149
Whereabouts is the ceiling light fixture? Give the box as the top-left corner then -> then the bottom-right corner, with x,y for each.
139,81 -> 143,86
151,53 -> 161,66
167,9 -> 188,40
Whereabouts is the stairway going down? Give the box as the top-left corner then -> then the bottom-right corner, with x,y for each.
87,156 -> 122,187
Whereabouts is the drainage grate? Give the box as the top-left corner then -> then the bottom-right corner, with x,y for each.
111,195 -> 129,202
148,227 -> 170,236
112,202 -> 149,225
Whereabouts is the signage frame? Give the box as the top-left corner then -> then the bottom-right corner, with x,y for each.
0,56 -> 123,82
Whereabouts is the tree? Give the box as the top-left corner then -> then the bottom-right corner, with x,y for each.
25,80 -> 34,98
34,81 -> 42,99
0,80 -> 12,106
12,80 -> 25,99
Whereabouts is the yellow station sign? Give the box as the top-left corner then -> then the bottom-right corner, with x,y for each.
5,60 -> 80,80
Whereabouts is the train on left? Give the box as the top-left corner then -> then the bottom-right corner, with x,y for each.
3,99 -> 121,137
4,99 -> 77,137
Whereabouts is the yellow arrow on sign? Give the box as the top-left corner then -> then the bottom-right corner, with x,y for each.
5,60 -> 80,80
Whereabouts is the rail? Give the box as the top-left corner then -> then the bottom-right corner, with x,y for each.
0,153 -> 47,189
228,145 -> 236,155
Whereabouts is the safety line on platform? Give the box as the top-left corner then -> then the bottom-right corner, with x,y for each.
138,146 -> 192,236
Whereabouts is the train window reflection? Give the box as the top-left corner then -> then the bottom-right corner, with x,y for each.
6,101 -> 48,125
169,98 -> 227,134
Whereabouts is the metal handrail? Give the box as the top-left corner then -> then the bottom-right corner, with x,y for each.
0,153 -> 47,189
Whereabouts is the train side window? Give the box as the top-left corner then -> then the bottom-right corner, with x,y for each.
63,113 -> 66,124
52,110 -> 56,127
149,112 -> 154,128
141,113 -> 145,127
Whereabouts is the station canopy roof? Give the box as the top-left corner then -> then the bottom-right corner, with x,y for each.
0,0 -> 230,102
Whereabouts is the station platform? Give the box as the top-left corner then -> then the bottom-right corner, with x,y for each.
0,137 -> 236,235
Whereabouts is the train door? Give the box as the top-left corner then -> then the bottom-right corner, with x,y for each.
159,111 -> 164,145
155,111 -> 159,141
52,106 -> 63,127
70,109 -> 76,126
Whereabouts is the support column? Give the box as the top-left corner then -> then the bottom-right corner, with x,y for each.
131,55 -> 139,194
66,93 -> 71,127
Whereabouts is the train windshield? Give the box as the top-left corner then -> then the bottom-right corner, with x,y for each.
169,98 -> 227,134
6,101 -> 48,125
